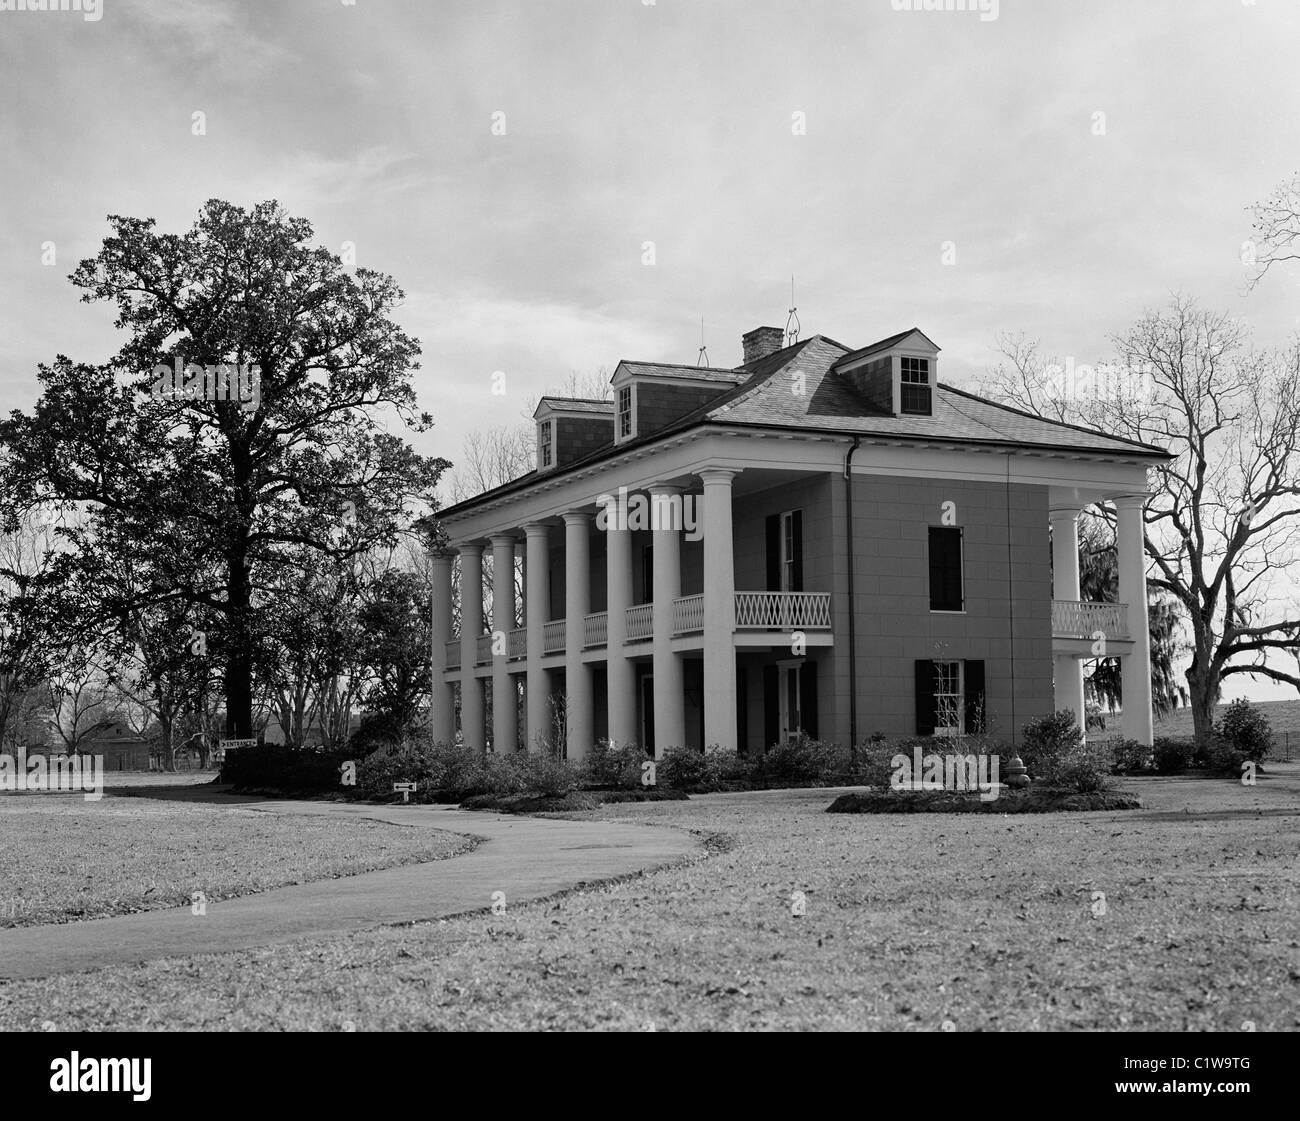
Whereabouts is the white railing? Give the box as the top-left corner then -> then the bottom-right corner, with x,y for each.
625,603 -> 654,641
444,640 -> 460,669
673,594 -> 705,635
508,628 -> 526,660
1052,600 -> 1129,640
542,619 -> 566,654
734,591 -> 832,630
584,611 -> 608,647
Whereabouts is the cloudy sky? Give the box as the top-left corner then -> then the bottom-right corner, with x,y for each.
3,0 -> 1300,697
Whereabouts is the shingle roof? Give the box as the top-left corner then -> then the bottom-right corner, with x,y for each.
536,396 -> 614,414
831,327 -> 938,367
440,329 -> 1168,517
615,361 -> 745,384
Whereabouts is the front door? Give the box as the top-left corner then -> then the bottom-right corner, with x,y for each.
641,674 -> 655,754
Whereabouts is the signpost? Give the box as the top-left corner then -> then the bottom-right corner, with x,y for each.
393,781 -> 418,804
215,738 -> 257,765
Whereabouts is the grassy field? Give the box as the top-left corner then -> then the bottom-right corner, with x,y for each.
0,793 -> 473,927
1,766 -> 1297,1031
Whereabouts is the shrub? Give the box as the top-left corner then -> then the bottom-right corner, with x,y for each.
1020,710 -> 1083,783
1214,699 -> 1275,766
1052,742 -> 1114,794
496,750 -> 579,797
853,746 -> 899,789
660,745 -> 719,791
755,735 -> 843,786
1153,736 -> 1195,774
221,744 -> 351,794
1108,738 -> 1151,775
582,739 -> 646,789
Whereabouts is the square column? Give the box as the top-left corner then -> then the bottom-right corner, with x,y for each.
1050,506 -> 1086,735
490,533 -> 518,754
650,484 -> 685,757
1115,494 -> 1154,745
524,522 -> 551,752
457,542 -> 486,754
564,512 -> 594,760
429,552 -> 456,745
700,469 -> 739,751
604,498 -> 637,748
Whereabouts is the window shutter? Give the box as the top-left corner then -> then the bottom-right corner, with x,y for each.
763,664 -> 779,749
963,660 -> 986,734
914,660 -> 937,736
737,667 -> 748,754
799,660 -> 818,739
791,509 -> 804,592
766,515 -> 781,591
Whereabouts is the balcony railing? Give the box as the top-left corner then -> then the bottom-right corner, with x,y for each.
1052,600 -> 1129,640
508,628 -> 526,661
734,591 -> 832,630
584,611 -> 608,648
444,640 -> 460,669
625,603 -> 654,642
673,594 -> 704,635
475,634 -> 492,665
542,619 -> 566,654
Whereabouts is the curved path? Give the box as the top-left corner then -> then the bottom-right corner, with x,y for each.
0,798 -> 701,981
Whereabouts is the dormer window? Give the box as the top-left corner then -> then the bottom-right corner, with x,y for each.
900,356 -> 932,415
617,385 -> 634,439
539,419 -> 553,469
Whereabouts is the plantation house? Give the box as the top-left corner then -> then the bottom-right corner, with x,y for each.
431,325 -> 1169,758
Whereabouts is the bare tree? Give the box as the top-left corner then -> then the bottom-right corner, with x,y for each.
984,295 -> 1300,738
1246,172 -> 1300,286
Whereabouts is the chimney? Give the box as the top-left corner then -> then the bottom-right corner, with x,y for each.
742,326 -> 786,366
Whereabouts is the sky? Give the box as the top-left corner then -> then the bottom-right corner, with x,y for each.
2,0 -> 1300,701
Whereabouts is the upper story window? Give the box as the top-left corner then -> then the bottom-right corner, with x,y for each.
766,509 -> 803,592
928,526 -> 963,611
539,419 -> 553,469
900,356 -> 932,415
617,385 -> 634,439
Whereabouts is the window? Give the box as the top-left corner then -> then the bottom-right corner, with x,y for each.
914,659 -> 984,737
763,660 -> 818,747
900,356 -> 932,415
765,509 -> 803,593
641,544 -> 654,604
928,526 -> 963,611
933,661 -> 962,737
539,419 -> 553,469
617,385 -> 633,439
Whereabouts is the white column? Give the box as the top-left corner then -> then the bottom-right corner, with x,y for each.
1050,506 -> 1086,736
524,522 -> 551,753
490,534 -> 518,754
457,543 -> 485,754
650,484 -> 685,757
430,552 -> 456,745
605,497 -> 637,748
701,469 -> 738,751
1116,494 -> 1154,745
564,512 -> 594,760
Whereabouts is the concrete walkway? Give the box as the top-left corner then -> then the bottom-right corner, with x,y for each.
0,798 -> 701,981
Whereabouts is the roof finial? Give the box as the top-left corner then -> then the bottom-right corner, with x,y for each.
785,275 -> 800,347
696,316 -> 710,367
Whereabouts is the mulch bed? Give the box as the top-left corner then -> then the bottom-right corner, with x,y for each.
826,787 -> 1143,814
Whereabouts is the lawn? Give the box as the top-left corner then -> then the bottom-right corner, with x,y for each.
1152,698 -> 1300,760
1,765 -> 1296,1031
0,789 -> 474,927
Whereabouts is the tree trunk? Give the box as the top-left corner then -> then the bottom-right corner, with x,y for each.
225,545 -> 254,739
1186,666 -> 1216,741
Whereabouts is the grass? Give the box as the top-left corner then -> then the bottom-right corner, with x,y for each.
1151,698 -> 1300,759
0,790 -> 473,927
2,765 -> 1298,1030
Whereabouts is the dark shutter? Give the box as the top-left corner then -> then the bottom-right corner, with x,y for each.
766,515 -> 781,591
737,667 -> 748,755
799,659 -> 818,739
791,509 -> 804,592
763,664 -> 779,750
914,660 -> 937,736
928,527 -> 963,611
964,660 -> 986,734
